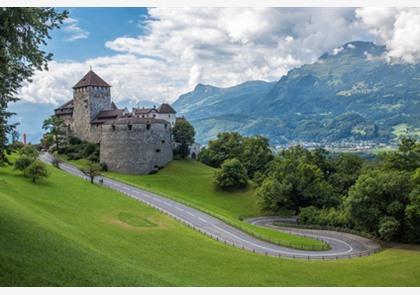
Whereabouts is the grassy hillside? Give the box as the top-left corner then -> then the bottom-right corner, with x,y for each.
104,160 -> 328,250
1,160 -> 420,286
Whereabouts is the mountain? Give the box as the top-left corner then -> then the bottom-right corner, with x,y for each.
173,80 -> 275,121
174,41 -> 420,144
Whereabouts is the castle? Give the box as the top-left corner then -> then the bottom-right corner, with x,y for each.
54,70 -> 176,174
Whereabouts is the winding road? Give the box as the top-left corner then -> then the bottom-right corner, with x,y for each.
40,152 -> 380,260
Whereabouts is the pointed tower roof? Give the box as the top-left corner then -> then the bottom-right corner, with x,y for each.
157,103 -> 176,114
73,70 -> 111,89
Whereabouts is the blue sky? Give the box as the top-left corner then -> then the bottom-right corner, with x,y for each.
47,8 -> 149,61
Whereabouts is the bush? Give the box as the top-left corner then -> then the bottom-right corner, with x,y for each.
19,144 -> 39,158
215,158 -> 248,189
378,217 -> 400,241
14,155 -> 35,171
23,160 -> 49,183
298,206 -> 348,228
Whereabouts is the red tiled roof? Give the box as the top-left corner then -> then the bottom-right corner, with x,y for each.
73,70 -> 111,89
157,103 -> 176,114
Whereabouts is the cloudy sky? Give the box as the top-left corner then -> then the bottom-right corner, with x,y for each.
20,7 -> 420,106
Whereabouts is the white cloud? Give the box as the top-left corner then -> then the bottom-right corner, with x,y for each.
356,8 -> 420,63
18,8 -> 420,106
62,17 -> 89,41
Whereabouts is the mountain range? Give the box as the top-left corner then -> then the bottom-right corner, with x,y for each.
173,41 -> 420,145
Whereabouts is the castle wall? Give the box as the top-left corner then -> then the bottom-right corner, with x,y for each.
100,122 -> 173,174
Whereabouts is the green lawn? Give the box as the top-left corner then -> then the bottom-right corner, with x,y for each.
103,160 -> 328,250
1,161 -> 420,286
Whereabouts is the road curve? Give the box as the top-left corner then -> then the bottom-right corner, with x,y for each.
40,153 -> 380,260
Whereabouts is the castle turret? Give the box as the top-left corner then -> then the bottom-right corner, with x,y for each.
72,70 -> 112,141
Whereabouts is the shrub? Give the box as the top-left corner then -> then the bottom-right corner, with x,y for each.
23,160 -> 49,183
378,217 -> 400,241
14,155 -> 35,171
215,158 -> 248,189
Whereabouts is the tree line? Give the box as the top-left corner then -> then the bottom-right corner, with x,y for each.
199,132 -> 420,244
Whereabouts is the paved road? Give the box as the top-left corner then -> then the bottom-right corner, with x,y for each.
40,153 -> 380,259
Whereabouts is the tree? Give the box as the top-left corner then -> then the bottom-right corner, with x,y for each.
0,8 -> 67,166
42,115 -> 65,153
14,155 -> 35,171
23,160 -> 49,183
14,144 -> 39,171
19,144 -> 39,158
257,147 -> 337,213
381,137 -> 420,172
81,161 -> 102,184
240,136 -> 273,179
345,169 -> 412,237
378,217 -> 400,241
198,132 -> 244,167
328,153 -> 364,196
173,119 -> 195,159
405,168 -> 420,243
215,158 -> 248,189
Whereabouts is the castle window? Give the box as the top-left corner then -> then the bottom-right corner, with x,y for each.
111,125 -> 116,131
128,124 -> 132,131
146,124 -> 151,130
164,124 -> 168,129
153,114 -> 156,118
155,149 -> 161,153
161,140 -> 165,144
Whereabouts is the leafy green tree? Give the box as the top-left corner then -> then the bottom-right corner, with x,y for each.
19,144 -> 39,158
328,153 -> 364,195
81,161 -> 102,184
42,115 -> 65,153
199,132 -> 244,167
257,176 -> 292,212
405,168 -> 420,243
173,119 -> 195,159
23,160 -> 49,183
308,148 -> 334,178
382,137 -> 420,171
14,155 -> 35,171
345,169 -> 412,237
215,158 -> 248,189
257,149 -> 336,213
14,143 -> 41,173
241,136 -> 273,179
378,216 -> 400,241
0,8 -> 67,166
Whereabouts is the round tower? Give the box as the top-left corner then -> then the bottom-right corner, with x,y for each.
100,117 -> 173,174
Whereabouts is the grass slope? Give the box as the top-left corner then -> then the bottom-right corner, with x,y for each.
104,160 -> 327,250
1,162 -> 420,286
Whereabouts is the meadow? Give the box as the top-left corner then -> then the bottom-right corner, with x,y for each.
1,159 -> 420,286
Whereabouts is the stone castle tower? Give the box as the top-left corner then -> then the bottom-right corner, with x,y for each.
72,70 -> 112,142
